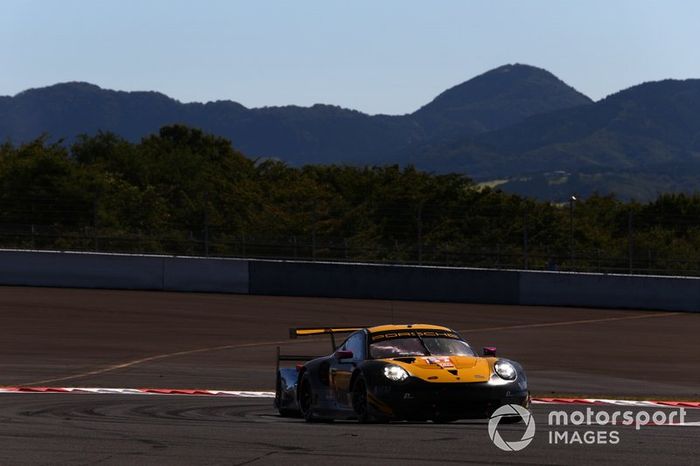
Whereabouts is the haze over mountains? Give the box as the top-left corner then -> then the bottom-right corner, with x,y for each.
2,64 -> 699,201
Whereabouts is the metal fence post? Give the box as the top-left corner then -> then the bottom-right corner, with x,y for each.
203,224 -> 209,257
30,203 -> 36,249
312,230 -> 316,261
93,198 -> 99,251
203,191 -> 209,257
311,210 -> 317,261
569,196 -> 576,268
628,211 -> 634,274
416,201 -> 424,265
523,212 -> 529,270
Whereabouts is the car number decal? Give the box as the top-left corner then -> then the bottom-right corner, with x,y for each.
424,356 -> 455,369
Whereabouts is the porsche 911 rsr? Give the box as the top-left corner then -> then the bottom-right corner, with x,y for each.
274,324 -> 529,423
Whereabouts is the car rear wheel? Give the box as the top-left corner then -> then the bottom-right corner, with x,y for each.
275,374 -> 300,418
298,374 -> 316,422
298,374 -> 332,423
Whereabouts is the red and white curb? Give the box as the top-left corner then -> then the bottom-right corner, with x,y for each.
0,387 -> 275,398
532,397 -> 700,409
1,387 -> 699,410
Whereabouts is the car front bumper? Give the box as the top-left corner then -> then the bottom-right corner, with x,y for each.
368,376 -> 529,420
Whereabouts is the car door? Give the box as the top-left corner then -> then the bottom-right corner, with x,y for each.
330,331 -> 366,410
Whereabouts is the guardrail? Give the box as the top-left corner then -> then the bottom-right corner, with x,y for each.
0,249 -> 697,312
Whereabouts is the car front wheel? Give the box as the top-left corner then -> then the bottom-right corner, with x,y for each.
351,375 -> 388,424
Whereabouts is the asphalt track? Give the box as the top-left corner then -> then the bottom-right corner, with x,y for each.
1,286 -> 699,464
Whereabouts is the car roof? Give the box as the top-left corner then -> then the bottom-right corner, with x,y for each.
366,323 -> 453,334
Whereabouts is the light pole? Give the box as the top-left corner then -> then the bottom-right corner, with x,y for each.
569,195 -> 577,266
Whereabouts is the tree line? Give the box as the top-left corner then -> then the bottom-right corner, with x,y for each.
2,124 -> 700,274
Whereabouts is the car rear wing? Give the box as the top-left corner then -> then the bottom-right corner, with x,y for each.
276,326 -> 367,372
275,346 -> 323,373
289,326 -> 365,351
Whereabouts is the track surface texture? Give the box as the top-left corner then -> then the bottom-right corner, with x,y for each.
0,395 -> 698,465
0,286 -> 699,464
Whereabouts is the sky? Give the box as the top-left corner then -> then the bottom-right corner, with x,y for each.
2,0 -> 700,115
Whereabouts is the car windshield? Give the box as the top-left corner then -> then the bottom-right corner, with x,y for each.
369,337 -> 476,359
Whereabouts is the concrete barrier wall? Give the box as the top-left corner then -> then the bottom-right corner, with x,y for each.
519,270 -> 700,312
249,260 -> 520,304
163,257 -> 248,293
0,250 -> 249,293
249,260 -> 699,311
0,250 -> 165,289
0,250 -> 697,312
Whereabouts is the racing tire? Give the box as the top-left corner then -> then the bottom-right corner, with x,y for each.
278,408 -> 301,418
499,396 -> 530,424
275,374 -> 301,418
298,374 -> 332,423
351,375 -> 389,424
500,413 -> 524,424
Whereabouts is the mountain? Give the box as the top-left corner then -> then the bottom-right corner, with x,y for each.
408,79 -> 700,200
412,64 -> 592,143
0,82 -> 420,165
0,64 -> 591,166
4,64 -> 699,201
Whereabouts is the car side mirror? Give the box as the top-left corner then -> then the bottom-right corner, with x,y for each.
483,347 -> 497,357
334,350 -> 353,360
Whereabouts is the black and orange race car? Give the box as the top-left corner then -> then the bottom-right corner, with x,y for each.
274,324 -> 529,423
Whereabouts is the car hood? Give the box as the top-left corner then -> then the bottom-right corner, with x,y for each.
383,355 -> 494,383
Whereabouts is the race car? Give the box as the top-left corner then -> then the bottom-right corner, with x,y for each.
274,324 -> 529,423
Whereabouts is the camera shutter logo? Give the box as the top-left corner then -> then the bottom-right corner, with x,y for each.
488,404 -> 536,452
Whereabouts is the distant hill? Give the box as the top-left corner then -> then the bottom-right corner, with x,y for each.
408,79 -> 700,200
0,64 -> 591,166
3,64 -> 700,201
412,64 -> 592,143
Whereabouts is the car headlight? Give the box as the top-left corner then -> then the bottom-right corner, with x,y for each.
384,365 -> 409,381
494,360 -> 517,380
